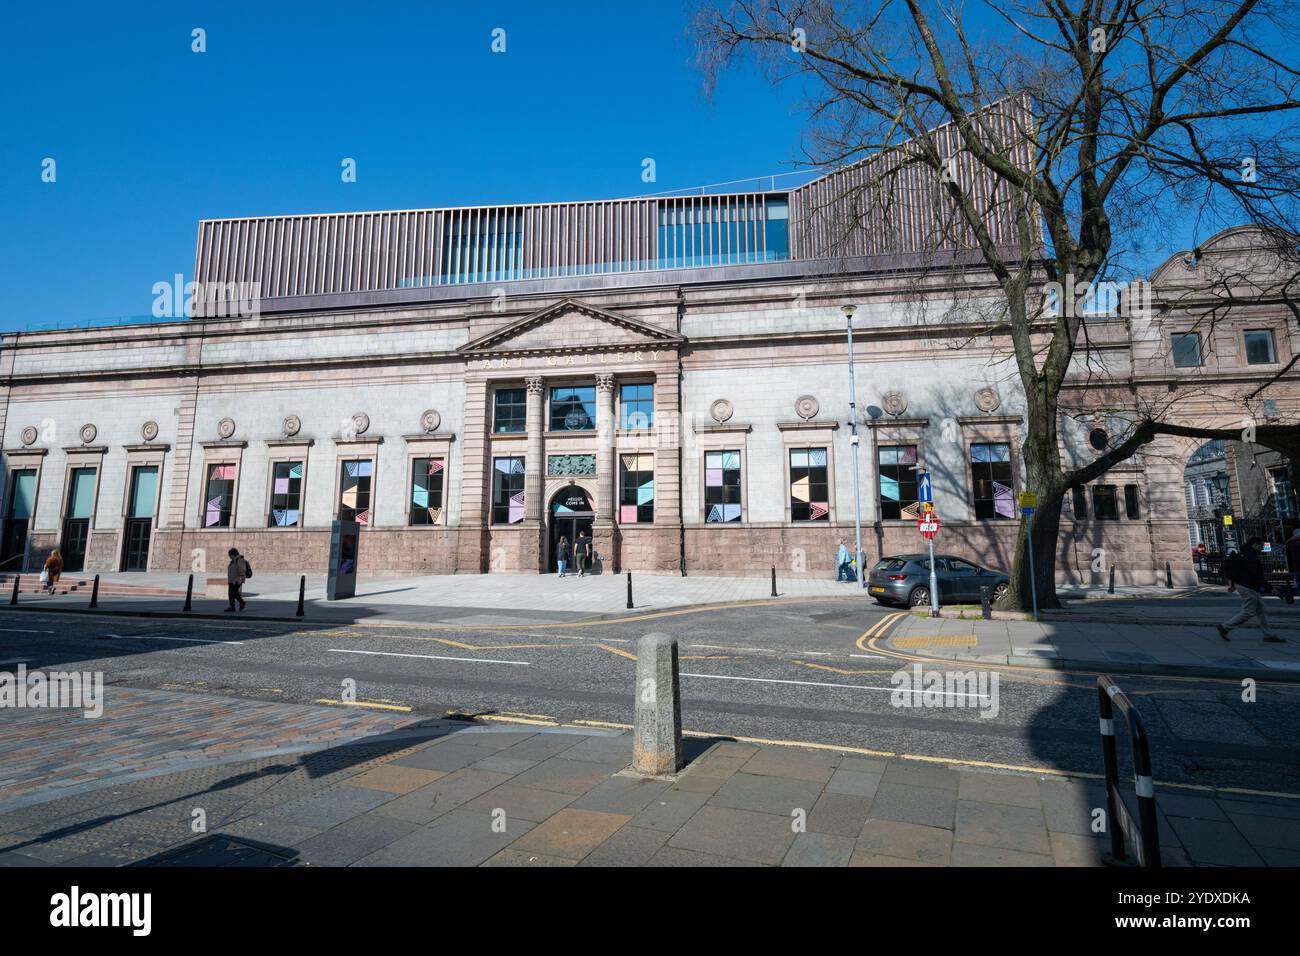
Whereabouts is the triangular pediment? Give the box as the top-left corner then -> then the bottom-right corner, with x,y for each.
459,299 -> 684,355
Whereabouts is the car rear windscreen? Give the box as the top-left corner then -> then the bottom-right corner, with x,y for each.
874,559 -> 907,572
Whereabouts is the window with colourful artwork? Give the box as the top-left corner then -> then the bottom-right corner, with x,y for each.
878,445 -> 919,520
268,461 -> 303,527
970,442 -> 1014,519
410,458 -> 445,525
704,450 -> 741,522
619,454 -> 654,524
492,456 -> 525,524
790,447 -> 830,521
203,463 -> 236,527
338,459 -> 372,525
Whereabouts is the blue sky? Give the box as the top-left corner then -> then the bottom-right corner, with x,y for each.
0,2 -> 810,330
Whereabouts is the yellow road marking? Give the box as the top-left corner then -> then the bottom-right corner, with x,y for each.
314,698 -> 412,712
791,660 -> 896,676
855,612 -> 907,651
595,643 -> 637,661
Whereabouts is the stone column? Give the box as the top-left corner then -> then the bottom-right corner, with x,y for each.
595,373 -> 616,521
525,376 -> 545,522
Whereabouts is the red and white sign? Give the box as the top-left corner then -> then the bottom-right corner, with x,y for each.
918,514 -> 940,539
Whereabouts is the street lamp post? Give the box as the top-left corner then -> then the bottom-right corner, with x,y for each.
843,304 -> 865,589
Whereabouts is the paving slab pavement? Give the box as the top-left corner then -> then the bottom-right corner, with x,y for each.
2,714 -> 1295,868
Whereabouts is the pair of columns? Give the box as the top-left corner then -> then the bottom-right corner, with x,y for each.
523,373 -> 615,522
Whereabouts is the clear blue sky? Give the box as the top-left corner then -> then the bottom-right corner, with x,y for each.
0,1 -> 810,330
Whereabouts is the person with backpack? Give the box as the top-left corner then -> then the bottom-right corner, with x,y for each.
225,547 -> 251,612
1217,538 -> 1284,642
575,530 -> 591,577
836,540 -> 851,582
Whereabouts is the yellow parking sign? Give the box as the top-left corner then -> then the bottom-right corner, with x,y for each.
1223,515 -> 1233,526
1017,491 -> 1037,509
922,502 -> 933,513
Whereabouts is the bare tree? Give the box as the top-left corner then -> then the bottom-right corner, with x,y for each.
696,0 -> 1300,607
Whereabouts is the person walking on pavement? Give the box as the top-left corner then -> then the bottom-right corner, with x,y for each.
42,549 -> 63,595
836,540 -> 851,582
575,530 -> 591,577
1287,528 -> 1300,597
1217,537 -> 1285,642
557,536 -> 571,578
225,547 -> 250,612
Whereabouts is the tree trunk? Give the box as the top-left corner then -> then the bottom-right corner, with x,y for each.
999,487 -> 1065,612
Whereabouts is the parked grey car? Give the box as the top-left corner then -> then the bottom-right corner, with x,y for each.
867,553 -> 1010,607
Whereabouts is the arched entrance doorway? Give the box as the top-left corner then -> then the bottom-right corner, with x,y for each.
549,486 -> 594,572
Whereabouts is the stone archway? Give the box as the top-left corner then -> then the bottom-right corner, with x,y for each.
546,483 -> 596,572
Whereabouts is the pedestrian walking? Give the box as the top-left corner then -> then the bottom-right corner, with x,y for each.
1217,537 -> 1285,643
225,547 -> 251,612
836,540 -> 851,582
1287,528 -> 1300,596
575,530 -> 591,577
42,549 -> 63,595
557,536 -> 571,578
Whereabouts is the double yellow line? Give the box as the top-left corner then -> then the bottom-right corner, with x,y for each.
855,611 -> 908,651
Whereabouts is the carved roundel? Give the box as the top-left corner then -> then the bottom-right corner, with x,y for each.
282,415 -> 301,437
351,412 -> 370,435
420,409 -> 441,433
710,399 -> 734,423
881,391 -> 908,417
141,420 -> 159,442
795,395 -> 820,420
974,387 -> 1001,413
79,423 -> 97,444
20,426 -> 37,446
217,417 -> 236,440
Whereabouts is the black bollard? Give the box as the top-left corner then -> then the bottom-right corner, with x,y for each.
296,575 -> 305,617
9,575 -> 18,605
1108,565 -> 1115,595
771,565 -> 777,597
183,573 -> 193,612
1166,561 -> 1173,589
626,572 -> 633,610
980,586 -> 991,620
90,574 -> 100,608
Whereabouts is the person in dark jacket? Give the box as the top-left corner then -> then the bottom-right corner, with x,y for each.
225,548 -> 250,612
575,530 -> 591,577
1217,538 -> 1284,642
556,536 -> 571,578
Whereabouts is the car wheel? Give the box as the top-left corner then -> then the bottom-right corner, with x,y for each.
992,583 -> 1009,602
909,586 -> 931,607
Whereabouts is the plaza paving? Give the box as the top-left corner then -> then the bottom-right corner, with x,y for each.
0,706 -> 1294,867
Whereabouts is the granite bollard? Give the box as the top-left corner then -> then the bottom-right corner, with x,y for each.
633,632 -> 683,775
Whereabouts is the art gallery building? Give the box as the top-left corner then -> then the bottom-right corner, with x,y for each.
2,156 -> 1294,584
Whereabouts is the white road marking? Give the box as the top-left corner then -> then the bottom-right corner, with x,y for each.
328,648 -> 530,666
0,629 -> 56,634
681,671 -> 991,701
850,653 -> 891,660
106,634 -> 245,646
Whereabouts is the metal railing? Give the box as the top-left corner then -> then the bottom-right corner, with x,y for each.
1098,675 -> 1161,866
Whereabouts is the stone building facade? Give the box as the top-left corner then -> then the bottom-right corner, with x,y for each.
1,167 -> 1295,586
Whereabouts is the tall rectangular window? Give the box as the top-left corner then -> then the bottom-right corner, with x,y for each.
493,388 -> 526,434
1072,486 -> 1088,518
129,466 -> 158,518
550,386 -> 596,431
66,468 -> 96,519
1270,467 -> 1298,519
269,461 -> 304,527
203,463 -> 236,527
410,458 -> 445,525
1124,484 -> 1141,519
1244,329 -> 1277,364
620,383 -> 654,429
492,457 -> 525,524
1172,333 -> 1203,368
1093,485 -> 1119,520
790,447 -> 829,521
878,445 -> 918,519
970,442 -> 1014,519
8,470 -> 36,519
704,450 -> 741,522
338,459 -> 372,525
619,454 -> 654,524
